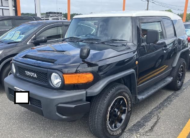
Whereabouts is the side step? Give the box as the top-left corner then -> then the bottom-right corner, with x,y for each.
137,77 -> 173,102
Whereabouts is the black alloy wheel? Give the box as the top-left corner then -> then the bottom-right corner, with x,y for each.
107,96 -> 127,131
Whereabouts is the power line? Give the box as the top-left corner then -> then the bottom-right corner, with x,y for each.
151,0 -> 184,8
141,0 -> 186,11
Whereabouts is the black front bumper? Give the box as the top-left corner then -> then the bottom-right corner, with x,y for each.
4,75 -> 90,121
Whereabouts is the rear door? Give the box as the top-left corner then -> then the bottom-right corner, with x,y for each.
137,17 -> 175,92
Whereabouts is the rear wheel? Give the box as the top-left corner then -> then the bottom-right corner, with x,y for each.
1,63 -> 11,87
168,58 -> 186,91
89,83 -> 132,138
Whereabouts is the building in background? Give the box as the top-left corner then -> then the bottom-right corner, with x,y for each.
0,0 -> 18,16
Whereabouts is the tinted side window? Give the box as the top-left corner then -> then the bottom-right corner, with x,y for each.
163,19 -> 175,39
14,20 -> 31,26
0,20 -> 12,31
63,25 -> 69,36
140,22 -> 164,43
184,24 -> 190,29
38,26 -> 63,40
173,19 -> 186,37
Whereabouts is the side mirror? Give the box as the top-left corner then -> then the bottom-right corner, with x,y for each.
32,37 -> 47,44
80,47 -> 90,60
146,30 -> 159,44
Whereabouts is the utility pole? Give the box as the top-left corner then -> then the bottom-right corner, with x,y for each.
8,0 -> 13,16
34,0 -> 37,16
183,0 -> 189,22
35,0 -> 41,17
67,0 -> 70,21
16,0 -> 21,16
147,0 -> 149,10
123,0 -> 126,11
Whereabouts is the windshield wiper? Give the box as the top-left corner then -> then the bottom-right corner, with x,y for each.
7,41 -> 20,44
81,38 -> 101,43
99,39 -> 128,47
101,39 -> 128,43
63,37 -> 82,42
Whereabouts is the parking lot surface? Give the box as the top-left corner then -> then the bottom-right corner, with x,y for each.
1,71 -> 190,138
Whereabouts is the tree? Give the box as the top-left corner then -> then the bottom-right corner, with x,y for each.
165,9 -> 173,13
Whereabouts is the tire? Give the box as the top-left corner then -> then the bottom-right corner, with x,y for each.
89,83 -> 132,138
1,63 -> 11,87
168,58 -> 186,91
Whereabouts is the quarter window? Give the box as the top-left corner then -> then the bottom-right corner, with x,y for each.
140,22 -> 164,43
173,19 -> 186,37
163,19 -> 175,38
37,26 -> 63,40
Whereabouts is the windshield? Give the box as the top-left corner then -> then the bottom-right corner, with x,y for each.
0,23 -> 42,43
65,17 -> 132,42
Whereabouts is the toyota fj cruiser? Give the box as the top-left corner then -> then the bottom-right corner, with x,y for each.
4,11 -> 189,138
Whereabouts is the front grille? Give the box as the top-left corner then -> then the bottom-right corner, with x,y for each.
17,66 -> 48,84
30,97 -> 42,108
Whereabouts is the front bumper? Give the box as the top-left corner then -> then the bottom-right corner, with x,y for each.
4,75 -> 90,121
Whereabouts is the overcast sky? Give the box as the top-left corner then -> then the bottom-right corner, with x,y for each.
20,0 -> 189,14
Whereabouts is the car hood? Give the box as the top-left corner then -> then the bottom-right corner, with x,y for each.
14,42 -> 133,67
0,42 -> 18,49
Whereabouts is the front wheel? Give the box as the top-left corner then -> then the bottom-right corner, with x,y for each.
168,58 -> 186,91
89,83 -> 132,138
1,63 -> 11,87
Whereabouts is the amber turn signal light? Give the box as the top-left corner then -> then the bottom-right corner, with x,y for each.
63,73 -> 94,85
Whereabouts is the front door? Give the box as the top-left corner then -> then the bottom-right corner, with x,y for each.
137,17 -> 176,92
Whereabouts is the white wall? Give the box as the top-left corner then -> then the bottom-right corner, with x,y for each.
0,0 -> 16,16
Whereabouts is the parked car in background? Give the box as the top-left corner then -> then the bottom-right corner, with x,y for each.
184,22 -> 190,42
41,12 -> 66,20
0,20 -> 70,86
4,11 -> 188,138
0,16 -> 41,36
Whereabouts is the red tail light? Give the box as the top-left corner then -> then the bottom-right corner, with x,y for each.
187,36 -> 190,42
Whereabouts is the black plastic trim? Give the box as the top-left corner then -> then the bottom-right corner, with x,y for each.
57,101 -> 90,116
86,69 -> 137,96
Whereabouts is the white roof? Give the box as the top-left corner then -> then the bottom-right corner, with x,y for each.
74,11 -> 181,20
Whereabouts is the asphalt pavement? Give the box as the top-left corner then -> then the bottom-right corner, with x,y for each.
0,71 -> 190,138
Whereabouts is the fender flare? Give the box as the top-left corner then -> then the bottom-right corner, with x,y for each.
172,47 -> 189,67
86,69 -> 137,97
0,57 -> 13,72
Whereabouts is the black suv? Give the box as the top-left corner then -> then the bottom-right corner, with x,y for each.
0,16 -> 41,36
5,11 -> 189,138
0,20 -> 70,85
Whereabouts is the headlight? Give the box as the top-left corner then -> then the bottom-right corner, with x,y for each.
12,63 -> 16,74
51,73 -> 62,88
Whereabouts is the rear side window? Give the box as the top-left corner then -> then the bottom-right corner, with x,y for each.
37,26 -> 63,40
140,22 -> 164,43
173,19 -> 186,37
13,20 -> 31,26
163,19 -> 175,39
0,20 -> 12,31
